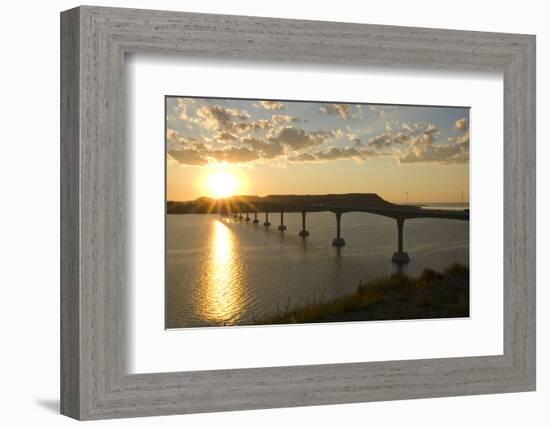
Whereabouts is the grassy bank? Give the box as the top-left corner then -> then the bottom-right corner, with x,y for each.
253,263 -> 469,325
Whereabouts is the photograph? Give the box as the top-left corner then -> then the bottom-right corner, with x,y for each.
165,96 -> 470,329
49,2 -> 539,422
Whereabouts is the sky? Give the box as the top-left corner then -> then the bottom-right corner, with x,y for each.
166,96 -> 469,204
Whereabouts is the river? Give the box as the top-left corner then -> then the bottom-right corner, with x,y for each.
166,207 -> 469,328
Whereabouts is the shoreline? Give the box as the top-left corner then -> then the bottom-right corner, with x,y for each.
252,263 -> 469,325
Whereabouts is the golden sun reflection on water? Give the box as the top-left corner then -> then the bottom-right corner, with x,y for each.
199,219 -> 246,325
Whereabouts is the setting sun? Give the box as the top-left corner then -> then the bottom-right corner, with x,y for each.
205,171 -> 239,198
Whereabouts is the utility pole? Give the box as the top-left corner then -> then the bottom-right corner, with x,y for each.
405,192 -> 409,205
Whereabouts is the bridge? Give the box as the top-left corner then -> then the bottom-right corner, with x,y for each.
168,194 -> 469,264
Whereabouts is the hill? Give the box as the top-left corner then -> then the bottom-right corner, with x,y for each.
167,193 -> 400,214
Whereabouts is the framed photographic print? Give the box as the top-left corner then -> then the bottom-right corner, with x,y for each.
61,6 -> 536,420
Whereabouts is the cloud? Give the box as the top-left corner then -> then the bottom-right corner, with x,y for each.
268,126 -> 328,151
368,133 -> 391,149
168,149 -> 209,166
447,132 -> 470,146
168,97 -> 470,168
401,122 -> 421,134
290,152 -> 317,162
347,132 -> 361,145
399,142 -> 468,164
195,105 -> 273,134
231,119 -> 271,133
207,146 -> 260,163
368,122 -> 438,149
216,131 -> 238,142
393,132 -> 410,144
195,105 -> 251,131
290,147 -> 378,163
242,136 -> 286,160
330,128 -> 344,139
174,98 -> 195,121
315,147 -> 377,161
166,128 -> 200,151
166,128 -> 178,142
320,103 -> 355,120
271,114 -> 299,124
398,129 -> 469,165
258,100 -> 285,110
424,124 -> 440,135
454,118 -> 469,132
168,145 -> 260,166
174,101 -> 278,135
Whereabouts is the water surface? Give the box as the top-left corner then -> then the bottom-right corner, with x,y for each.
166,209 -> 469,328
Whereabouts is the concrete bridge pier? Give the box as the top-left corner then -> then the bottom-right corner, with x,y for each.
332,211 -> 346,246
298,210 -> 309,237
391,218 -> 410,263
252,211 -> 259,224
232,213 -> 238,219
263,210 -> 271,227
278,209 -> 287,231
245,212 -> 250,222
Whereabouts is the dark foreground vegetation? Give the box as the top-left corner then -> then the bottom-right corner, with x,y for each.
253,263 -> 469,325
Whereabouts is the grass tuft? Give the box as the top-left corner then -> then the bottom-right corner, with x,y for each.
443,262 -> 469,279
253,263 -> 469,325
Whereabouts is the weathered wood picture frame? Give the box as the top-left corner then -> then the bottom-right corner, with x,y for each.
60,5 -> 536,420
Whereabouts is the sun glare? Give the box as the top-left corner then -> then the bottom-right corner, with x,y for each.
206,171 -> 239,198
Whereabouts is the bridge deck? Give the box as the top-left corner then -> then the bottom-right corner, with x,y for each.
252,202 -> 470,221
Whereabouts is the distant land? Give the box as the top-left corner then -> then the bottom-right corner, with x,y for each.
166,193 -> 417,214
